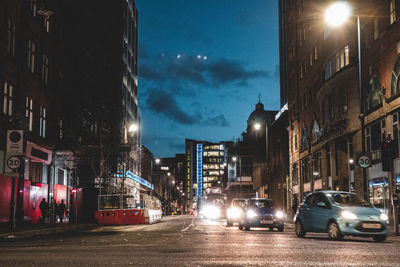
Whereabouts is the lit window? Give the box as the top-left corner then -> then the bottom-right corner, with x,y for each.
374,18 -> 379,40
324,46 -> 349,80
7,18 -> 16,56
28,40 -> 36,73
30,0 -> 37,16
25,97 -> 34,132
59,119 -> 63,139
391,55 -> 400,96
390,0 -> 396,24
2,82 -> 13,116
40,106 -> 46,138
44,17 -> 50,32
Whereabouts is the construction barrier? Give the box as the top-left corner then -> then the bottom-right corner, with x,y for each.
143,208 -> 162,224
94,209 -> 146,225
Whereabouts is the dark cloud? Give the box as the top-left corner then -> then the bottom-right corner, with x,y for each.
146,89 -> 196,125
167,140 -> 185,152
204,114 -> 230,127
139,53 -> 269,88
208,59 -> 269,84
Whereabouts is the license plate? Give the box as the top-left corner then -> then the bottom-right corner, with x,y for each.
362,223 -> 381,229
260,220 -> 273,224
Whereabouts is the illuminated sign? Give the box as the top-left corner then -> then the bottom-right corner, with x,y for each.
161,166 -> 169,170
115,170 -> 154,189
197,144 -> 203,200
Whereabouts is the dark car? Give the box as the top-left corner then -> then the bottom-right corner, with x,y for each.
238,198 -> 284,231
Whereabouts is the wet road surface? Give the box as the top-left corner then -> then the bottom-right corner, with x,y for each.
1,215 -> 400,266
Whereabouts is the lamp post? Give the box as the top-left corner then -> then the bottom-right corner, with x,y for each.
325,2 -> 367,200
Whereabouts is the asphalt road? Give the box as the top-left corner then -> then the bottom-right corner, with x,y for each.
1,215 -> 400,266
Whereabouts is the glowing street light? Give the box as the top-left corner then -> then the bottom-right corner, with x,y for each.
232,156 -> 237,162
155,158 -> 160,164
325,1 -> 352,27
128,123 -> 138,133
254,123 -> 261,130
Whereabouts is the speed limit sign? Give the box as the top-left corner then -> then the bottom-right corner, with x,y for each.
7,156 -> 21,170
358,155 -> 371,168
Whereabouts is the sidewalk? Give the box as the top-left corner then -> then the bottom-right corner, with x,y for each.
0,222 -> 97,239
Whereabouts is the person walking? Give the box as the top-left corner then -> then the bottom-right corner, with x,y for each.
39,198 -> 48,224
58,199 -> 66,223
292,197 -> 298,218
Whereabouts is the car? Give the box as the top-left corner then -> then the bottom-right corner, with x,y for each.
226,198 -> 246,226
238,198 -> 285,231
294,191 -> 388,242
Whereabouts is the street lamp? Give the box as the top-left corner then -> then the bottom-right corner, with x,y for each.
325,1 -> 367,200
128,123 -> 138,133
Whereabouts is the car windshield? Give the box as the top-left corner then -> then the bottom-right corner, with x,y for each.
330,193 -> 372,207
249,200 -> 274,209
232,200 -> 245,207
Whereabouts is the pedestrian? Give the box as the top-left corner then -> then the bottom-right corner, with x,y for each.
50,197 -> 56,224
292,197 -> 298,218
58,199 -> 66,223
39,198 -> 48,224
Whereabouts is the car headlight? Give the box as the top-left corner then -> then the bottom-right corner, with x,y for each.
228,207 -> 242,219
202,205 -> 220,219
380,213 -> 388,221
246,209 -> 257,219
275,211 -> 284,219
341,210 -> 358,220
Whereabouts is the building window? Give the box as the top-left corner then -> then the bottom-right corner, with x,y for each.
301,157 -> 310,184
59,119 -> 63,139
389,0 -> 396,24
314,45 -> 318,61
30,162 -> 42,183
26,97 -> 33,132
338,88 -> 348,113
292,163 -> 298,186
324,46 -> 349,80
2,82 -> 13,116
39,106 -> 46,138
44,17 -> 50,32
312,152 -> 322,179
28,40 -> 36,73
391,55 -> 400,97
309,52 -> 313,67
7,18 -> 16,56
366,119 -> 385,161
366,75 -> 383,111
30,0 -> 37,16
41,54 -> 49,84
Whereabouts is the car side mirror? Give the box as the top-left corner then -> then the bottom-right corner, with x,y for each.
316,202 -> 327,208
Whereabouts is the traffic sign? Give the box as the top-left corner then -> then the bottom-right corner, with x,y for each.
7,156 -> 21,170
358,155 -> 371,168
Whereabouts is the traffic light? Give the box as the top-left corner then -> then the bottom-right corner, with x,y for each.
381,141 -> 394,171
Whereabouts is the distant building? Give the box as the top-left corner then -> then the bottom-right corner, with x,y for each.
185,139 -> 233,209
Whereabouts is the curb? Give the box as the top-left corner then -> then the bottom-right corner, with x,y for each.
0,224 -> 98,239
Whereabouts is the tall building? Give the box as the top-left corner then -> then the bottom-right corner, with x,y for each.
281,0 -> 400,212
185,139 -> 232,209
0,0 -> 61,223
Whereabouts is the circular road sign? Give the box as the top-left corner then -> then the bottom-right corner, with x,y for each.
358,155 -> 371,168
7,156 -> 21,170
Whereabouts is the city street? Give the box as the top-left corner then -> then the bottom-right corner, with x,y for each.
1,215 -> 400,266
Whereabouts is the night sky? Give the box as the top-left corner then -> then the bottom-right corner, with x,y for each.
136,0 -> 280,158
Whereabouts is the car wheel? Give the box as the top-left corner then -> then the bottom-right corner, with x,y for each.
277,225 -> 284,232
244,225 -> 250,231
239,224 -> 243,230
226,220 -> 233,227
269,227 -> 274,231
295,220 -> 305,238
373,235 -> 387,242
328,221 -> 343,241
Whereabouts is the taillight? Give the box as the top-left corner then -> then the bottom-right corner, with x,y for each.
296,204 -> 301,212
